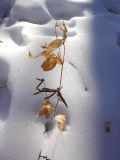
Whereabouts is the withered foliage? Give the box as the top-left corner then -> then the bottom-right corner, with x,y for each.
29,21 -> 67,71
30,22 -> 68,131
38,151 -> 51,160
37,99 -> 53,118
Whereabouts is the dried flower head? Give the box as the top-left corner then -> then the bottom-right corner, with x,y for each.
55,114 -> 67,131
38,99 -> 53,118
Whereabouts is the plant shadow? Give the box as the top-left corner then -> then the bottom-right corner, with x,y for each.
0,58 -> 11,121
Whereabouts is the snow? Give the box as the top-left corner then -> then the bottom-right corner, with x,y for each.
100,0 -> 120,14
0,0 -> 120,160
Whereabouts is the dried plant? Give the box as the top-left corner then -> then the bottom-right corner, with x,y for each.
37,151 -> 50,160
29,21 -> 68,131
55,115 -> 67,131
104,121 -> 111,133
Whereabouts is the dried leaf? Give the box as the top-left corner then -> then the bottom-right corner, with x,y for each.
47,38 -> 63,52
29,51 -> 50,59
38,99 -> 53,118
41,54 -> 63,71
41,57 -> 57,71
41,51 -> 51,59
55,115 -> 67,131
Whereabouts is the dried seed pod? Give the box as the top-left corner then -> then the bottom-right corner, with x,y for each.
38,99 -> 53,118
55,115 -> 67,131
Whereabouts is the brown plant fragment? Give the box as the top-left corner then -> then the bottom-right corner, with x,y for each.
41,57 -> 57,71
41,55 -> 63,71
55,114 -> 67,131
46,38 -> 63,52
104,122 -> 111,133
38,99 -> 53,118
29,50 -> 51,59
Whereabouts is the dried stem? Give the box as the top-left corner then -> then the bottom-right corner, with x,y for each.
59,43 -> 66,87
43,80 -> 47,97
55,41 -> 66,109
37,151 -> 50,160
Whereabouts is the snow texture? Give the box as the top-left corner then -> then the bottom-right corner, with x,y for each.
0,0 -> 120,160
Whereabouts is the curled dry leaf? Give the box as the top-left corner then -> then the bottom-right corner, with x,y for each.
41,57 -> 57,71
47,38 -> 63,52
29,51 -> 51,59
41,55 -> 63,71
55,115 -> 67,131
38,99 -> 53,118
28,22 -> 67,72
28,38 -> 63,60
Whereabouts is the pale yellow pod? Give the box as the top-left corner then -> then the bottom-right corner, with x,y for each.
55,115 -> 67,131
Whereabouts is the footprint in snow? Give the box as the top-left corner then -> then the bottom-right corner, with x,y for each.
6,26 -> 30,46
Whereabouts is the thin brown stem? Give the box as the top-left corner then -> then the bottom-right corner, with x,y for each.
59,43 -> 66,87
55,98 -> 60,110
55,41 -> 66,109
43,80 -> 47,97
55,21 -> 58,38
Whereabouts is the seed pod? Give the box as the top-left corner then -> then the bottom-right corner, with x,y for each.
55,115 -> 67,131
38,99 -> 53,118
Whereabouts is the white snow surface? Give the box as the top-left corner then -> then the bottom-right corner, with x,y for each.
0,0 -> 120,160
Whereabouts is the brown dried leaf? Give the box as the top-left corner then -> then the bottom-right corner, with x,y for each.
29,51 -> 50,59
55,115 -> 67,131
41,57 -> 57,71
41,51 -> 51,59
47,38 -> 63,52
41,54 -> 63,71
38,99 -> 53,118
